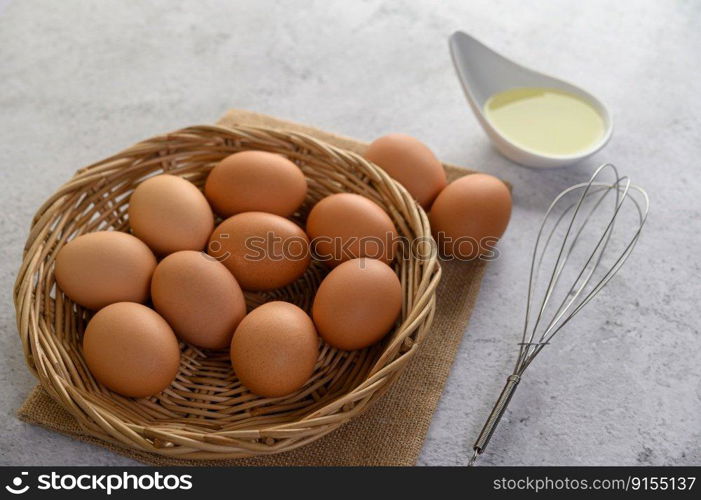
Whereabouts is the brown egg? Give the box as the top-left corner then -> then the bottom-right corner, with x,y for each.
429,174 -> 512,259
364,134 -> 447,209
83,302 -> 180,398
230,301 -> 318,397
205,151 -> 307,218
55,231 -> 156,310
207,212 -> 310,291
305,193 -> 398,267
128,174 -> 214,255
312,258 -> 402,350
151,251 -> 246,349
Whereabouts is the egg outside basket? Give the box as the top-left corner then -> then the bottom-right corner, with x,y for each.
13,125 -> 441,459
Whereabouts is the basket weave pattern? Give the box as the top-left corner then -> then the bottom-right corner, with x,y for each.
14,125 -> 441,459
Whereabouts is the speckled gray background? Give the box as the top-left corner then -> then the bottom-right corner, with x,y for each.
1,0 -> 699,466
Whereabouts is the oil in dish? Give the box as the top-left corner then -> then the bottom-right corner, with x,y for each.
484,87 -> 605,157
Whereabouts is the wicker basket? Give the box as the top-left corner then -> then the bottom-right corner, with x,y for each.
13,125 -> 441,459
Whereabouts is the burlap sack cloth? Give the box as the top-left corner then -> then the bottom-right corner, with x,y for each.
18,109 -> 495,466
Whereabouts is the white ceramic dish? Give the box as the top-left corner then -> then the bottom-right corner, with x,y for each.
449,31 -> 613,169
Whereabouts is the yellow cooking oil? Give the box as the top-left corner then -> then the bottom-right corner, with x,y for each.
484,87 -> 605,156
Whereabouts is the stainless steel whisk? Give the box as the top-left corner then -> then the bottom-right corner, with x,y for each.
469,163 -> 649,466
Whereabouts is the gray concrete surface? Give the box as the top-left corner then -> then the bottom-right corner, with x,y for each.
1,0 -> 699,466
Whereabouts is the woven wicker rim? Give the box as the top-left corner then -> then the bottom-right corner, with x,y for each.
13,124 -> 441,459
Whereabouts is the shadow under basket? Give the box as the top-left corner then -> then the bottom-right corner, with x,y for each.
13,125 -> 441,459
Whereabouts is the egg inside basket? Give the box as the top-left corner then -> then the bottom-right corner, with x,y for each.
14,125 -> 440,458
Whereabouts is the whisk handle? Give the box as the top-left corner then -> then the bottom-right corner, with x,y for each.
472,374 -> 521,459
